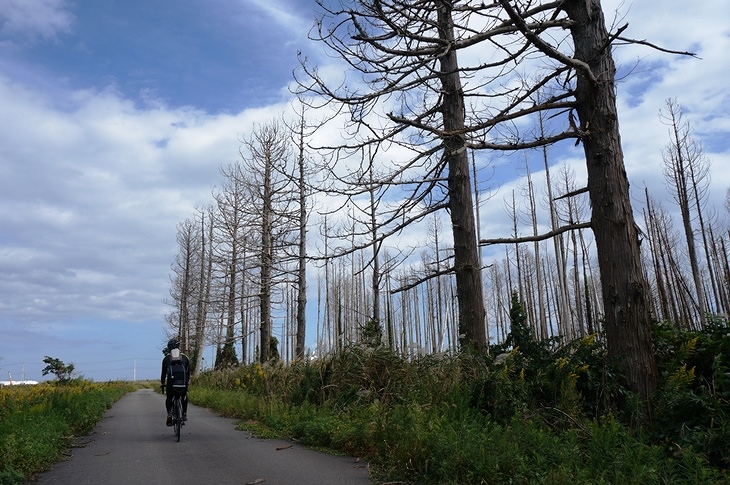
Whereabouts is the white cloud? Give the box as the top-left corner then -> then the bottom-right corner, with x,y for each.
0,0 -> 74,39
0,74 -> 293,334
238,0 -> 312,33
0,1 -> 728,378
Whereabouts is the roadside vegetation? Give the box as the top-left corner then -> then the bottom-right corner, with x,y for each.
190,303 -> 730,484
0,380 -> 138,484
0,306 -> 727,484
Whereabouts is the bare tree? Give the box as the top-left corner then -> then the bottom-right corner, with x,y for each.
557,0 -> 658,405
167,218 -> 200,353
298,0 -> 487,350
192,206 -> 214,375
539,112 -> 571,339
165,206 -> 216,375
238,120 -> 299,363
643,190 -> 702,329
661,99 -> 713,323
297,0 -> 696,404
525,162 -> 548,340
289,108 -> 312,360
212,164 -> 248,368
643,191 -> 674,325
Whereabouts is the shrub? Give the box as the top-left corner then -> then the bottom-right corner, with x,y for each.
652,318 -> 730,468
0,381 -> 135,483
186,311 -> 730,483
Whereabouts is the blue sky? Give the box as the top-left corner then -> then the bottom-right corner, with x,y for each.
1,0 -> 729,382
0,0 -> 315,381
2,0 -> 308,111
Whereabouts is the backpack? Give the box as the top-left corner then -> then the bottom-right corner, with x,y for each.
168,350 -> 187,395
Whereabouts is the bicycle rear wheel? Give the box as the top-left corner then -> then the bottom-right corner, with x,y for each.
173,396 -> 182,442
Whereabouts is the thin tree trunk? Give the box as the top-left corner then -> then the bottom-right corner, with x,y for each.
193,209 -> 213,376
295,116 -> 308,360
526,163 -> 547,339
259,151 -> 273,363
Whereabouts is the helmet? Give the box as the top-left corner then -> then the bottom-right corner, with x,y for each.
167,338 -> 180,351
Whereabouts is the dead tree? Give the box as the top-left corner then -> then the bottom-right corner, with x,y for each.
661,99 -> 714,324
298,0 -> 488,350
299,0 -> 696,405
237,121 -> 298,363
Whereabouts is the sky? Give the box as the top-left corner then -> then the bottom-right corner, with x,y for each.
0,0 -> 728,382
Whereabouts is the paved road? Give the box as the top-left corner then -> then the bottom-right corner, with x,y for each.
35,389 -> 373,485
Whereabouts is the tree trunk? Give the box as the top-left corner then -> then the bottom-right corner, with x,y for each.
437,2 -> 486,351
565,0 -> 657,406
295,117 -> 308,360
259,153 -> 273,363
193,209 -> 213,376
526,164 -> 547,340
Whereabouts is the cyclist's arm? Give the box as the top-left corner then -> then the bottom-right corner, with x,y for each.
160,357 -> 168,387
184,356 -> 191,386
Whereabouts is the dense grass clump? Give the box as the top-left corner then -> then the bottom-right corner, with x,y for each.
191,350 -> 725,483
0,380 -> 137,484
652,317 -> 730,469
190,305 -> 730,483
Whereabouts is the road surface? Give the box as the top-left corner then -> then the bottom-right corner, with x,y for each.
35,388 -> 373,485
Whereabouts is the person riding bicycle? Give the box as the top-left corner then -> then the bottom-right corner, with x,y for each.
160,338 -> 190,426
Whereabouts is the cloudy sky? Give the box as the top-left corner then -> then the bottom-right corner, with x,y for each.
0,0 -> 728,382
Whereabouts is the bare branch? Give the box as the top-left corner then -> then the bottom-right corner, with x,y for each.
498,0 -> 597,84
554,186 -> 588,201
480,221 -> 592,246
615,36 -> 699,59
390,264 -> 454,295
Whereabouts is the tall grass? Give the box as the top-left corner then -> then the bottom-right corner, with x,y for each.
190,317 -> 730,484
0,380 -> 137,484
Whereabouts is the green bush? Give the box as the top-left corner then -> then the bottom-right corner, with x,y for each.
185,308 -> 730,482
472,294 -> 623,424
652,318 -> 730,469
0,381 -> 136,484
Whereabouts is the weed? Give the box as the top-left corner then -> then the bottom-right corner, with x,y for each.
0,381 -> 136,484
184,310 -> 730,482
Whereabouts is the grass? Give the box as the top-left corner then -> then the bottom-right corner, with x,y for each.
0,379 -> 139,484
188,338 -> 729,484
2,317 -> 728,484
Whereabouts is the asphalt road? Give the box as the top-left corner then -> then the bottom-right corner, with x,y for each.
35,388 -> 373,485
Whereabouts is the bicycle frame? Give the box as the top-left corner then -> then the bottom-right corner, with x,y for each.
172,393 -> 184,442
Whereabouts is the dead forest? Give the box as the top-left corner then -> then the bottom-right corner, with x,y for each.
166,98 -> 727,371
164,2 -> 722,398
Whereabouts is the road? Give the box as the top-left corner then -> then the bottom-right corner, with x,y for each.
35,388 -> 373,485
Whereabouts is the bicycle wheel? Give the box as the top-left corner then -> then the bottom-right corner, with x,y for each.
173,396 -> 182,442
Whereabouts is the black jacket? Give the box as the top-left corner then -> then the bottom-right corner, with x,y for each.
160,353 -> 190,388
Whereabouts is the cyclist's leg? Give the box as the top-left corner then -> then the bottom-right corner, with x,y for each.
165,383 -> 174,413
165,382 -> 174,426
173,396 -> 182,440
182,391 -> 188,420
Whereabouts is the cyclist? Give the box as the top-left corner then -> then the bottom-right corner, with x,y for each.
160,338 -> 190,426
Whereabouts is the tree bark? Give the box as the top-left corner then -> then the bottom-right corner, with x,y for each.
193,208 -> 213,376
437,1 -> 487,351
564,0 -> 657,405
295,115 -> 308,361
259,146 -> 273,363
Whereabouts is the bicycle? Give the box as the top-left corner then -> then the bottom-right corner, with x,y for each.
171,392 -> 185,442
162,386 -> 186,442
